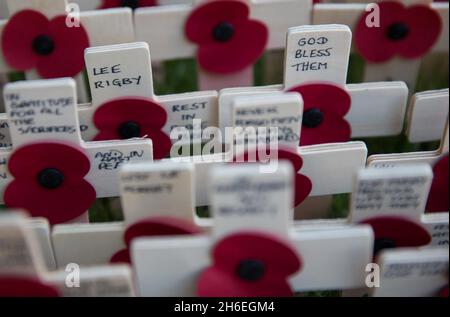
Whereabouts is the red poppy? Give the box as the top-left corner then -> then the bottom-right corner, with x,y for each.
197,231 -> 301,297
1,10 -> 89,79
93,97 -> 172,160
4,142 -> 96,225
100,0 -> 157,9
185,0 -> 268,74
110,216 -> 203,264
355,1 -> 442,63
0,276 -> 59,297
360,216 -> 431,256
232,147 -> 312,207
288,82 -> 351,146
426,154 -> 449,213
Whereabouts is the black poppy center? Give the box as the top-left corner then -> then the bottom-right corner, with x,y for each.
118,121 -> 141,139
37,168 -> 64,190
236,259 -> 266,282
302,108 -> 324,128
374,238 -> 397,255
32,35 -> 55,56
386,22 -> 410,41
212,22 -> 235,42
121,0 -> 140,10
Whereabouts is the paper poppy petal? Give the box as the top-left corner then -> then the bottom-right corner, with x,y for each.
198,268 -> 294,297
5,179 -> 96,225
197,20 -> 268,74
197,232 -> 301,297
300,114 -> 352,146
141,128 -> 172,160
124,217 -> 202,246
295,174 -> 313,207
289,83 -> 351,116
426,154 -> 449,213
396,5 -> 442,59
355,1 -> 404,63
185,0 -> 249,44
361,216 -> 431,248
0,277 -> 59,297
1,10 -> 49,71
36,16 -> 89,79
7,142 -> 91,181
94,98 -> 167,131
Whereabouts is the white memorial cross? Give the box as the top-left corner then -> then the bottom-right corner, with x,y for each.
313,0 -> 449,90
77,42 -> 218,159
0,212 -> 135,297
0,78 -> 153,225
131,162 -> 374,296
406,88 -> 449,144
134,0 -> 312,90
368,116 -> 449,168
219,24 -> 409,145
349,164 -> 448,252
229,92 -> 303,150
0,0 -> 135,101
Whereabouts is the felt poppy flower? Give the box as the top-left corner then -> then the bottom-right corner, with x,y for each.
185,0 -> 268,74
361,216 -> 431,256
93,97 -> 172,160
232,147 -> 312,207
197,231 -> 301,297
110,216 -> 203,264
288,82 -> 351,146
426,154 -> 449,213
0,276 -> 59,297
439,286 -> 449,298
1,10 -> 89,79
4,142 -> 96,225
355,1 -> 442,63
100,0 -> 157,9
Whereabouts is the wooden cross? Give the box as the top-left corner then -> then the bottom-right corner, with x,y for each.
313,0 -> 449,90
0,78 -> 153,225
406,88 -> 449,143
134,0 -> 312,90
0,0 -> 7,19
74,0 -> 193,10
0,0 -> 135,102
344,161 -> 448,297
131,162 -> 374,296
372,247 -> 448,297
219,24 -> 409,144
0,212 -> 136,297
77,42 -> 218,159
